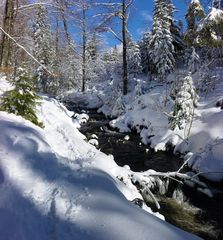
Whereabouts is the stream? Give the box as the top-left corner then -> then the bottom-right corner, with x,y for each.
70,107 -> 223,240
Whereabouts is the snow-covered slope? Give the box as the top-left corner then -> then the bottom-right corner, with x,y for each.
0,77 -> 200,240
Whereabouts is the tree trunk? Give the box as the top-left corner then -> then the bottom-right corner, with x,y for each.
60,0 -> 72,46
122,0 -> 128,95
0,0 -> 15,68
82,4 -> 86,92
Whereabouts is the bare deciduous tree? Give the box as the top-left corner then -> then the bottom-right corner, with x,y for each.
96,0 -> 133,95
0,0 -> 15,68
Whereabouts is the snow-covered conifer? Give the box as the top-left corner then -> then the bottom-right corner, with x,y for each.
149,0 -> 175,81
85,34 -> 108,87
87,33 -> 98,62
128,41 -> 142,77
187,46 -> 200,73
58,42 -> 82,92
169,73 -> 198,136
103,45 -> 122,81
33,6 -> 55,93
213,0 -> 223,9
140,30 -> 152,73
197,7 -> 223,46
0,67 -> 43,127
185,0 -> 205,45
170,20 -> 185,55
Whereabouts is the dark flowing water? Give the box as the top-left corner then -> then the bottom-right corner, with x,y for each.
69,107 -> 223,240
80,116 -> 183,173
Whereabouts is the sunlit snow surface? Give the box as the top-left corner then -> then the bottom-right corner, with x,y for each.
0,76 -> 200,240
64,75 -> 223,182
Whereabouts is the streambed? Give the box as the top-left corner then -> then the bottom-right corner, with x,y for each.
71,107 -> 223,240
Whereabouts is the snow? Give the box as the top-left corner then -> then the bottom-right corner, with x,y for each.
186,138 -> 223,182
0,77 -> 200,240
191,0 -> 201,3
124,135 -> 130,141
205,7 -> 223,22
62,89 -> 103,109
107,78 -> 223,182
198,7 -> 223,31
64,75 -> 223,182
88,138 -> 99,146
0,74 -> 12,94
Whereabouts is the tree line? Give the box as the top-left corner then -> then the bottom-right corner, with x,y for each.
0,0 -> 223,130
0,0 -> 223,95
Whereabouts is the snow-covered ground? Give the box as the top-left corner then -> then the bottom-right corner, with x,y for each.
0,76 -> 200,240
64,76 -> 223,182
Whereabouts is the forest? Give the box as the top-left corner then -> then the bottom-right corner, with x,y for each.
0,0 -> 223,240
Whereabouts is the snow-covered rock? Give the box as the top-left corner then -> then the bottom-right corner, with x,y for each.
62,90 -> 103,109
187,138 -> 223,182
88,138 -> 99,146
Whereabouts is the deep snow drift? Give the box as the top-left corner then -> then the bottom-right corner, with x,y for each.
0,76 -> 200,240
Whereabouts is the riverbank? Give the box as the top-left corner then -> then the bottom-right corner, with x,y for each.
0,76 -> 201,240
72,107 -> 223,240
62,77 -> 223,184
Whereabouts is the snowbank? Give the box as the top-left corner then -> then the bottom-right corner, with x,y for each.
0,77 -> 200,240
61,89 -> 103,109
186,138 -> 223,182
63,77 -> 223,182
107,80 -> 223,182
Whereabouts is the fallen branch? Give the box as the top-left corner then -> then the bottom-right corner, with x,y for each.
132,170 -> 214,199
131,176 -> 160,209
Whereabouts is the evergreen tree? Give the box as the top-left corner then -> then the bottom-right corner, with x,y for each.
85,34 -> 108,87
128,41 -> 142,77
149,0 -> 175,81
169,73 -> 198,137
87,33 -> 98,62
0,67 -> 43,127
52,36 -> 83,93
185,0 -> 205,46
140,30 -> 152,73
197,6 -> 223,47
170,20 -> 185,56
213,0 -> 223,9
102,45 -> 122,81
33,6 -> 55,93
187,46 -> 200,73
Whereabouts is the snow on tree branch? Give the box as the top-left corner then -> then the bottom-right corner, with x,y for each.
0,26 -> 53,76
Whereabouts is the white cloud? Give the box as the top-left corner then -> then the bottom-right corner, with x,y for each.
140,11 -> 153,22
137,27 -> 146,36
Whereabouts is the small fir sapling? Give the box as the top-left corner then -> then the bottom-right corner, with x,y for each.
0,67 -> 43,127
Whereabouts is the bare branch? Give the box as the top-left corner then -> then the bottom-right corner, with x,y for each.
17,3 -> 59,11
107,27 -> 123,42
0,26 -> 53,76
94,2 -> 122,7
126,0 -> 133,9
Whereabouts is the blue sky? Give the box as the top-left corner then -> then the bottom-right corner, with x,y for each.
106,0 -> 188,46
107,0 -> 212,46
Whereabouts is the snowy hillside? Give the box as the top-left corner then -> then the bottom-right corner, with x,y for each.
0,77 -> 200,240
